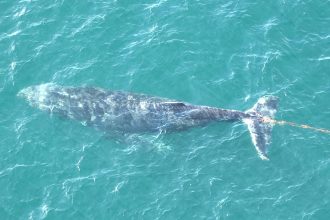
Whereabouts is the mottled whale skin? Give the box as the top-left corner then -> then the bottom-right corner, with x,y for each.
18,84 -> 278,160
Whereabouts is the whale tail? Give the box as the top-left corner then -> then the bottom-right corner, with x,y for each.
243,96 -> 279,160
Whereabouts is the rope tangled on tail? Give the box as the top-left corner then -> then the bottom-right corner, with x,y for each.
261,117 -> 330,135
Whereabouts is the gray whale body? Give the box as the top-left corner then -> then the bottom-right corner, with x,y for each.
18,84 -> 279,160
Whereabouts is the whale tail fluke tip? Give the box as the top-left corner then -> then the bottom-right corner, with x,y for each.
244,96 -> 279,160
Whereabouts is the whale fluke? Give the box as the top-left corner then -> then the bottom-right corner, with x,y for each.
243,96 -> 279,160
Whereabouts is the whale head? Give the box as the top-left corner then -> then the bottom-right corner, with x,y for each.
18,84 -> 91,122
17,83 -> 58,110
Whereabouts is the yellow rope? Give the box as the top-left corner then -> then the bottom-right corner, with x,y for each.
261,117 -> 330,135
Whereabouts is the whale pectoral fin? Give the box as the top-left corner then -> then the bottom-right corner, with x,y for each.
103,130 -> 127,142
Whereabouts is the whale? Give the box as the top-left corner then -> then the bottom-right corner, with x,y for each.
18,83 -> 279,160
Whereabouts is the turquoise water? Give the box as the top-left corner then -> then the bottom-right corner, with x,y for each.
1,0 -> 330,219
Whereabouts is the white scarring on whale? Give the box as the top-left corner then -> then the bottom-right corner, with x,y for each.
18,83 -> 279,160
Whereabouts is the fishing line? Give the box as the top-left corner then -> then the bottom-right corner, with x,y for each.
262,117 -> 330,135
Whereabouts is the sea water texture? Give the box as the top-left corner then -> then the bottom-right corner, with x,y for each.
1,0 -> 330,219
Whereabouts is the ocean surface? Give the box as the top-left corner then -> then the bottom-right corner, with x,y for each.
1,0 -> 330,219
